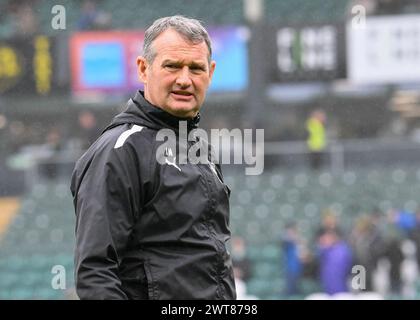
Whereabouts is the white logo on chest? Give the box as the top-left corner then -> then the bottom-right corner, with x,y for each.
164,147 -> 181,172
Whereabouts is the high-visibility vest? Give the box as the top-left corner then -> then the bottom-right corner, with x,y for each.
306,118 -> 326,152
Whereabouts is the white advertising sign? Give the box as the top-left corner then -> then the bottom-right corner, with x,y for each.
347,15 -> 420,84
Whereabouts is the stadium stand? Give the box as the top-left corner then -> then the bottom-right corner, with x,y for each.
0,182 -> 75,299
225,166 -> 420,299
265,0 -> 349,24
1,165 -> 420,299
0,0 -> 350,37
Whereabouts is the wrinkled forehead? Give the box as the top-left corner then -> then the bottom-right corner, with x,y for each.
151,29 -> 211,63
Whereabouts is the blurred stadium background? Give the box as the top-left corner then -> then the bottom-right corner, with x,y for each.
1,0 -> 420,300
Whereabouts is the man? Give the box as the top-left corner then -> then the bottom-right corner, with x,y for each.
281,222 -> 303,297
317,229 -> 353,295
70,16 -> 236,300
77,110 -> 101,150
305,109 -> 327,170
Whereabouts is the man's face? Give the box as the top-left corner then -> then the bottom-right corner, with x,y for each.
137,29 -> 216,118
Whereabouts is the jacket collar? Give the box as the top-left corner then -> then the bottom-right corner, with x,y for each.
133,91 -> 200,132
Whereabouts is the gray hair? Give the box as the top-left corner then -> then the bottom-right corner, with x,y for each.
143,15 -> 212,64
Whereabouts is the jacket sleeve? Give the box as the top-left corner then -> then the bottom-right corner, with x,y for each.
71,140 -> 143,300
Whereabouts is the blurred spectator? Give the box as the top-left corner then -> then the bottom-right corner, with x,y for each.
305,109 -> 327,170
8,120 -> 28,153
39,127 -> 63,180
8,1 -> 39,37
300,247 -> 319,287
77,0 -> 112,30
45,127 -> 62,152
350,215 -> 386,291
409,211 -> 420,270
281,222 -> 303,297
394,209 -> 417,235
230,236 -> 255,299
317,229 -> 353,295
384,210 -> 405,295
77,110 -> 102,150
231,236 -> 252,283
385,236 -> 404,296
315,209 -> 343,238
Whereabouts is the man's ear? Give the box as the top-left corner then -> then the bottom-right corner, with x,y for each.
208,60 -> 216,85
137,56 -> 148,84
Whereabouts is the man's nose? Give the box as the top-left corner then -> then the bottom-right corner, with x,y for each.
175,66 -> 192,88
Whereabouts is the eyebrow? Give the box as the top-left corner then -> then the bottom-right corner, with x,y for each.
161,59 -> 207,69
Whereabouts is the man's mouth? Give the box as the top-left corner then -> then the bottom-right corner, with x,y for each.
171,91 -> 194,100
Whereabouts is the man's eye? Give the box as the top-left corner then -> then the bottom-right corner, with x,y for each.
165,64 -> 179,69
191,66 -> 205,73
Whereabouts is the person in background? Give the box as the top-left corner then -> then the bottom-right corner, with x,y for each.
317,229 -> 353,295
305,109 -> 327,170
77,110 -> 101,150
231,236 -> 252,282
6,1 -> 39,37
349,215 -> 386,292
231,236 -> 255,299
281,222 -> 303,297
77,0 -> 112,30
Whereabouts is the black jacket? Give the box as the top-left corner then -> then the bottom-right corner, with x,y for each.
70,91 -> 236,300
